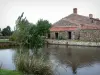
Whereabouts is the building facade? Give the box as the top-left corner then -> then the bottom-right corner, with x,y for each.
49,8 -> 100,42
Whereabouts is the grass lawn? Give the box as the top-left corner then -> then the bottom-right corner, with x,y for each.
0,39 -> 10,42
0,69 -> 22,75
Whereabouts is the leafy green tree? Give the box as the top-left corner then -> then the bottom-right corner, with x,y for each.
1,26 -> 12,36
36,19 -> 51,36
12,12 -> 31,45
11,12 -> 51,53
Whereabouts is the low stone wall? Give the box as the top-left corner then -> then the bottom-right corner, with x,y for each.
0,42 -> 18,48
0,36 -> 10,39
46,39 -> 100,47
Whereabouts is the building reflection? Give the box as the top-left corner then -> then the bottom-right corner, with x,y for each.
45,45 -> 100,75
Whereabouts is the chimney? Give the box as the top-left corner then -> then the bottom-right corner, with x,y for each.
73,8 -> 77,14
89,14 -> 93,18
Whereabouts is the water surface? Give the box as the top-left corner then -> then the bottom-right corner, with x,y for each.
0,45 -> 100,75
0,49 -> 15,70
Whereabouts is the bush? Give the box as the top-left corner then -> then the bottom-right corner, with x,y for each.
14,53 -> 53,75
9,35 -> 15,41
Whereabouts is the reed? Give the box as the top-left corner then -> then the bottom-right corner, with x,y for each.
14,53 -> 53,75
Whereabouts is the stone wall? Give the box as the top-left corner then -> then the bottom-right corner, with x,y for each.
58,31 -> 68,39
50,32 -> 55,39
80,30 -> 100,42
50,31 -> 78,40
50,31 -> 68,39
46,39 -> 100,47
72,30 -> 80,40
49,29 -> 100,42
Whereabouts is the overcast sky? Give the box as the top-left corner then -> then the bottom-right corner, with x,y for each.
0,0 -> 100,30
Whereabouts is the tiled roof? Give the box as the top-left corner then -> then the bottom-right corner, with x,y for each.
52,13 -> 100,27
81,25 -> 100,30
50,26 -> 78,31
51,10 -> 100,32
51,13 -> 100,31
52,19 -> 78,26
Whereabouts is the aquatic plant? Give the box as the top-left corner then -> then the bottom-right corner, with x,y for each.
14,53 -> 53,75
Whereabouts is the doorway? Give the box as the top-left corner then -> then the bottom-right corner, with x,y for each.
68,32 -> 71,39
55,33 -> 58,39
48,33 -> 50,39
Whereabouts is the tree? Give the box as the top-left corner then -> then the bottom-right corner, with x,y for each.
11,12 -> 51,53
36,19 -> 51,36
1,26 -> 12,36
11,12 -> 31,45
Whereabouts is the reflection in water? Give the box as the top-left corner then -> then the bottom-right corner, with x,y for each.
66,47 -> 77,74
43,45 -> 100,75
0,45 -> 100,75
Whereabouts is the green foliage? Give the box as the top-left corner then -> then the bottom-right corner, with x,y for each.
1,26 -> 12,36
29,26 -> 44,48
11,12 -> 51,51
36,19 -> 51,36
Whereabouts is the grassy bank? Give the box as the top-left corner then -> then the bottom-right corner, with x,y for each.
0,69 -> 22,75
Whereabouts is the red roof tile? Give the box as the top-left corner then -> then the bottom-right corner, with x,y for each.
50,26 -> 78,31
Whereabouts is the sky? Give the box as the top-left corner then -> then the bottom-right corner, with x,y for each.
0,0 -> 100,30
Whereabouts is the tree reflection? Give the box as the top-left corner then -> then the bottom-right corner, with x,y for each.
45,45 -> 100,75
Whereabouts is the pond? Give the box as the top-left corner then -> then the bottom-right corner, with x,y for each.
0,45 -> 100,75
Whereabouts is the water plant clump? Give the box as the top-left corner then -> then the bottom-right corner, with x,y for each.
15,53 -> 53,75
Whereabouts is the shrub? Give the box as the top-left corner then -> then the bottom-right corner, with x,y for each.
14,53 -> 53,75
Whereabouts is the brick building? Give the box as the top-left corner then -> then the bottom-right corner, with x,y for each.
49,8 -> 100,42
